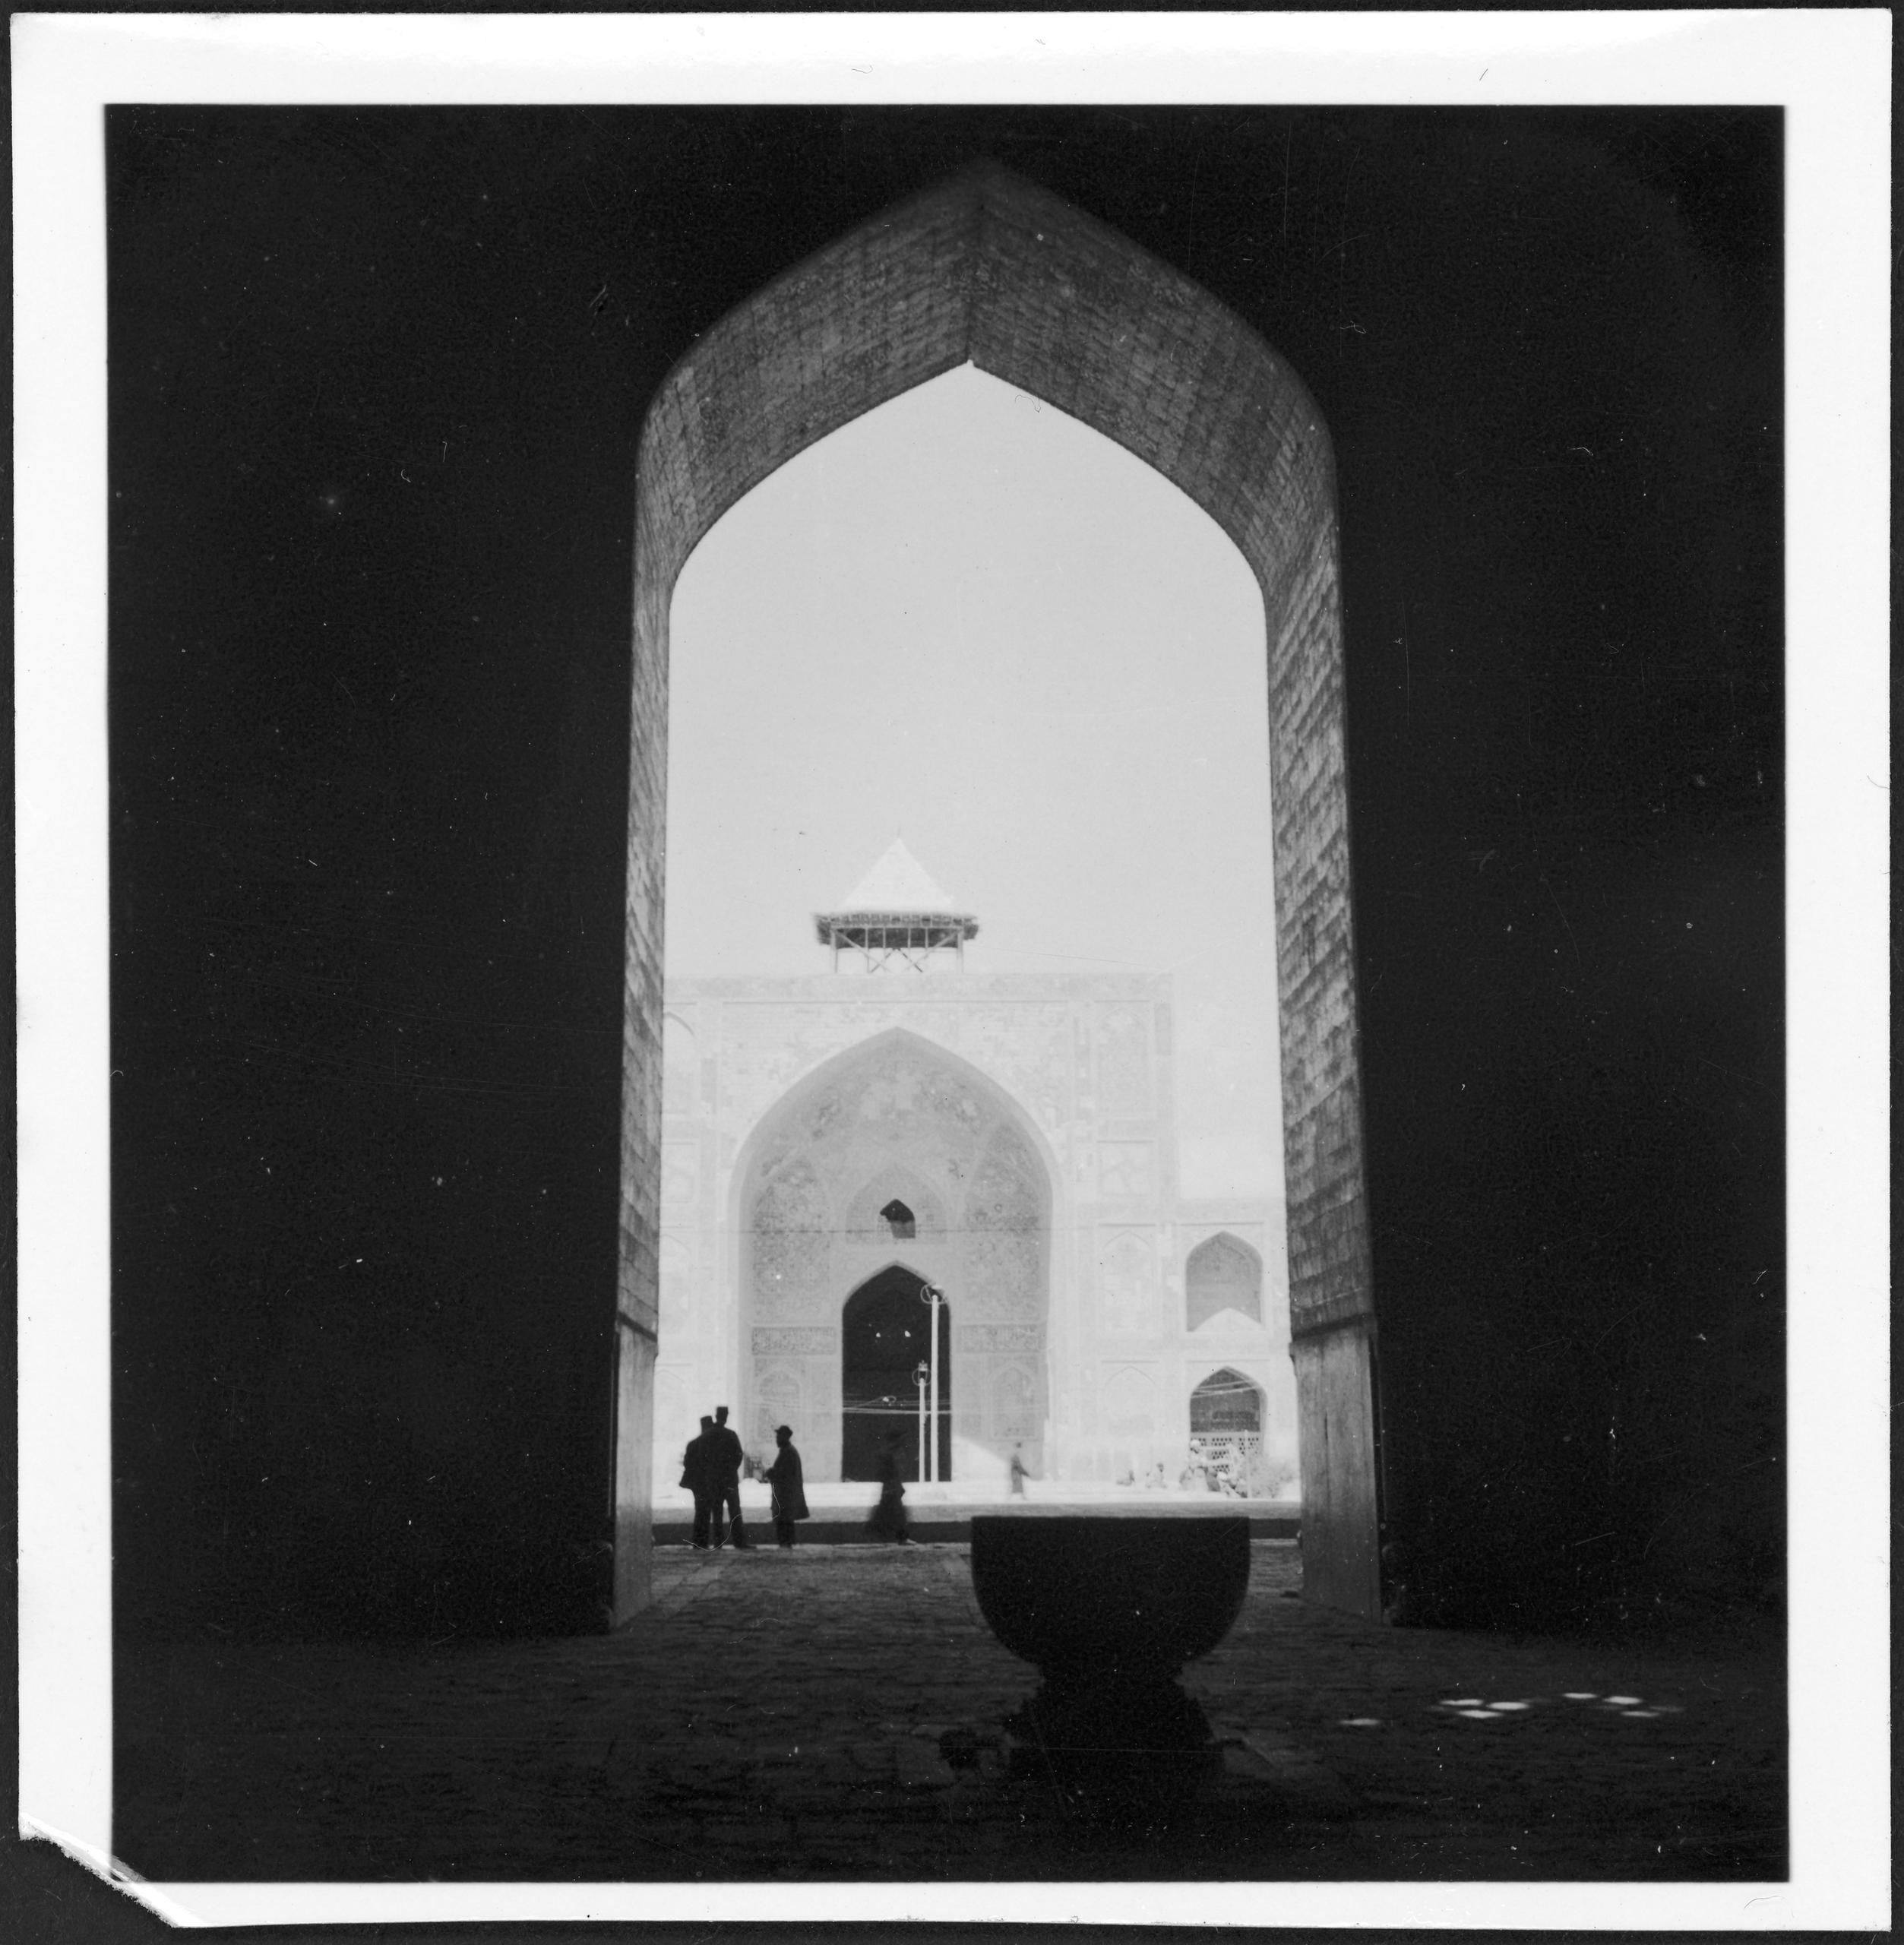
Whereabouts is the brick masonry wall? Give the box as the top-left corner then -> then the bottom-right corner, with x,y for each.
620,166 -> 1380,1613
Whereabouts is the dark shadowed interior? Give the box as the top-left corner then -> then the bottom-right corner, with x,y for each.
840,1268 -> 949,1483
108,107 -> 1782,1651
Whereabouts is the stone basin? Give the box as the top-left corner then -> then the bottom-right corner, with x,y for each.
969,1510 -> 1252,1683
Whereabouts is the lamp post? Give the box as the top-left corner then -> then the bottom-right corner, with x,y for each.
913,1359 -> 930,1484
919,1282 -> 944,1482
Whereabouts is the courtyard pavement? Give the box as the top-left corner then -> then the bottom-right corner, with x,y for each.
651,1475 -> 1302,1542
112,1542 -> 1784,1885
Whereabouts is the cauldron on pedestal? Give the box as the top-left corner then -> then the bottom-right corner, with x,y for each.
969,1511 -> 1252,1782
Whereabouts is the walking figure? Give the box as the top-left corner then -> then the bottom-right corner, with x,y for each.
868,1429 -> 911,1543
682,1415 -> 717,1549
708,1404 -> 753,1549
1007,1444 -> 1028,1497
764,1425 -> 809,1549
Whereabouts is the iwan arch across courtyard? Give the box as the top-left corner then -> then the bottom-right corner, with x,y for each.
655,962 -> 1292,1504
729,1024 -> 1060,1491
615,164 -> 1374,1621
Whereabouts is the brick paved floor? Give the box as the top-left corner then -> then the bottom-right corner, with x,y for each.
113,1543 -> 1783,1883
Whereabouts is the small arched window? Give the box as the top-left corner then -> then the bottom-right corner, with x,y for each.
878,1198 -> 916,1240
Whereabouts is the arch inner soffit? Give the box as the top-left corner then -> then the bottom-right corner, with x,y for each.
735,1027 -> 1058,1210
638,166 -> 1331,634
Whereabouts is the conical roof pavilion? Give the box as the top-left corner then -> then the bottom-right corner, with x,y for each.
835,838 -> 963,915
814,840 -> 979,970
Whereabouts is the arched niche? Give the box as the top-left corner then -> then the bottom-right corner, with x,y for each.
615,163 -> 1376,1621
1187,1232 -> 1265,1331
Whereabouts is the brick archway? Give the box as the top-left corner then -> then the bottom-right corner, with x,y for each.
614,163 -> 1377,1621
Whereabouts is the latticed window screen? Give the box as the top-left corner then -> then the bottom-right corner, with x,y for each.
1188,1368 -> 1265,1490
1191,1368 -> 1262,1435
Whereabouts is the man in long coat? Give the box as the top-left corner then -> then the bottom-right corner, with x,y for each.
764,1425 -> 810,1549
708,1404 -> 752,1549
682,1415 -> 717,1549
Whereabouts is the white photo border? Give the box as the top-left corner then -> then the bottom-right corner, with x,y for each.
14,10 -> 1890,1930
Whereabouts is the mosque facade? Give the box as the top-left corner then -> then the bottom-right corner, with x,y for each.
653,844 -> 1296,1494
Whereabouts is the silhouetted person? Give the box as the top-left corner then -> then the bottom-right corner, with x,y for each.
764,1424 -> 809,1549
682,1415 -> 718,1549
709,1404 -> 751,1549
1008,1445 -> 1028,1497
868,1429 -> 911,1542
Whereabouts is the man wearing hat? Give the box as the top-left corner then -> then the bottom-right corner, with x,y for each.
764,1424 -> 810,1550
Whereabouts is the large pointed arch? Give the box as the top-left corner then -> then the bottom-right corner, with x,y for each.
615,164 -> 1376,1621
717,1026 -> 1055,1491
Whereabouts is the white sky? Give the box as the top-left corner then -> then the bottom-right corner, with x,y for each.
666,364 -> 1282,1202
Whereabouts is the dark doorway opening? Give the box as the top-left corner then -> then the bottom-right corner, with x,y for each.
841,1266 -> 950,1482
